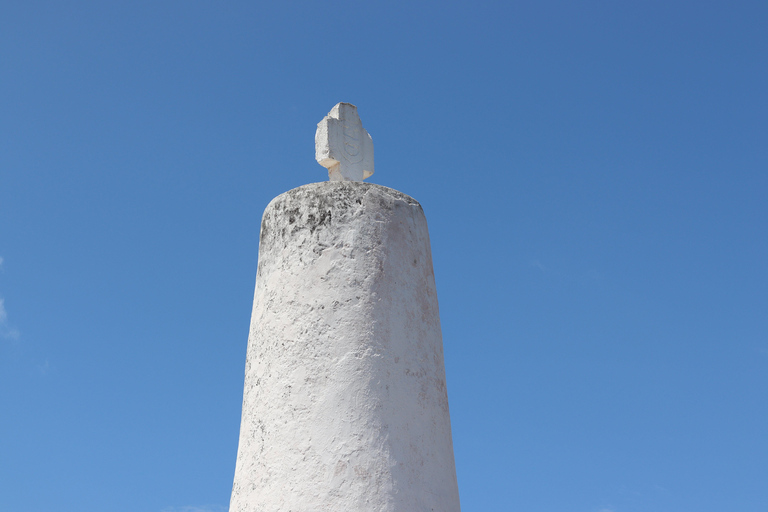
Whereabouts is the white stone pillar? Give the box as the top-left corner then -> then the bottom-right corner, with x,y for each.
230,181 -> 460,512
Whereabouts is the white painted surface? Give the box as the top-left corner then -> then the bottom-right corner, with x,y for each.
315,103 -> 374,182
230,182 -> 460,512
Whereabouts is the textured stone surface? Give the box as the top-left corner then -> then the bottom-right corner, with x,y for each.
230,181 -> 460,512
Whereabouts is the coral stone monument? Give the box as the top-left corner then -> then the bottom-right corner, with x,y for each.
229,103 -> 461,511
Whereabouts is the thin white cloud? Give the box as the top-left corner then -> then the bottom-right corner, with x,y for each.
0,256 -> 20,340
37,359 -> 50,375
0,298 -> 20,341
161,506 -> 226,512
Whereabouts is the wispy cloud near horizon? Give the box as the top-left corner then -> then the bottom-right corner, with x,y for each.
0,255 -> 20,341
161,505 -> 226,512
0,297 -> 20,341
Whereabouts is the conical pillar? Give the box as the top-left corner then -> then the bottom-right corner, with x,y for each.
230,181 -> 460,511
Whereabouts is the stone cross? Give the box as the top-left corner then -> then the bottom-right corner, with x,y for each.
315,103 -> 374,181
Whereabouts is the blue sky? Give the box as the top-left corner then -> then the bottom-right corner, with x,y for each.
1,1 -> 766,511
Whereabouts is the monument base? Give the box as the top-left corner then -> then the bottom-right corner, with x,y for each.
230,182 -> 460,512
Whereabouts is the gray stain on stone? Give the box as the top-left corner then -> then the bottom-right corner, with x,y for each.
258,182 -> 422,258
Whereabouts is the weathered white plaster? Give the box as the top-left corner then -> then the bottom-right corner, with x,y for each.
230,182 -> 460,512
315,103 -> 374,182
